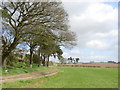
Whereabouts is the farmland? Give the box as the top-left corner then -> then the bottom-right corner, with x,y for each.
2,66 -> 118,88
59,63 -> 119,68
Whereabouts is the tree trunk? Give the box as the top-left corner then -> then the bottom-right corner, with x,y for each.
2,58 -> 7,69
38,60 -> 42,67
47,55 -> 49,67
2,49 -> 13,69
30,48 -> 33,68
38,54 -> 42,67
2,52 -> 8,68
43,56 -> 46,66
39,54 -> 42,66
2,36 -> 20,68
38,50 -> 42,67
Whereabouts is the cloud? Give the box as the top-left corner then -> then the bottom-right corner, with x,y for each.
61,2 -> 118,62
67,2 -> 118,49
95,30 -> 118,38
86,40 -> 109,50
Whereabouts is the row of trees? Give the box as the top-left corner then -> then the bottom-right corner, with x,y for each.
1,0 -> 76,69
68,57 -> 80,64
59,57 -> 80,64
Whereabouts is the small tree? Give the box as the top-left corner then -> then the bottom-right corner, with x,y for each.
69,57 -> 73,63
73,58 -> 76,64
59,56 -> 66,64
76,58 -> 80,63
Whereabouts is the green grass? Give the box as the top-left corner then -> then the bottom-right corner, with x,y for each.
0,68 -> 2,76
1,65 -> 49,76
2,67 -> 118,88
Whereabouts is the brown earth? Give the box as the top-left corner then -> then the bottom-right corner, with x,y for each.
58,63 -> 119,68
0,68 -> 59,82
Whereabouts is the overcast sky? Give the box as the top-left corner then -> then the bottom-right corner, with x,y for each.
57,0 -> 118,62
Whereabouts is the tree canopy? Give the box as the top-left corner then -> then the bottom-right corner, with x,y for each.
1,0 -> 76,68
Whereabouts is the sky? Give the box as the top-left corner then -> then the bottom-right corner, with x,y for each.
54,0 -> 118,63
15,0 -> 118,63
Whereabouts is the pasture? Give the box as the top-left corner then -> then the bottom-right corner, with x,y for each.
2,67 -> 118,88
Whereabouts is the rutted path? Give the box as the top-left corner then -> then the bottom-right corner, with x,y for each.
0,68 -> 59,82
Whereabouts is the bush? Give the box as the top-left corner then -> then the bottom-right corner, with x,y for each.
33,54 -> 40,64
9,62 -> 29,68
6,53 -> 17,66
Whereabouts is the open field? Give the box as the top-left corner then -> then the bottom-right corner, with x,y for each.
58,63 -> 119,68
2,67 -> 118,88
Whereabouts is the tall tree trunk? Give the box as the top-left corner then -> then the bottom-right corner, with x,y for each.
47,55 -> 49,67
2,46 -> 15,69
2,52 -> 8,68
39,54 -> 42,66
30,48 -> 33,68
2,36 -> 20,68
38,49 -> 43,67
2,57 -> 7,69
38,53 -> 42,67
43,56 -> 46,66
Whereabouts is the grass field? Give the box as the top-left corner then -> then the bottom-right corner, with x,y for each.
2,67 -> 118,88
1,66 -> 49,76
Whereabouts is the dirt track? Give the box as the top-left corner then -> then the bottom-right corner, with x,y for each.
0,69 -> 59,82
58,63 -> 119,68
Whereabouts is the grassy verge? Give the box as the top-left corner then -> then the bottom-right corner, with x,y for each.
0,65 -> 51,76
2,67 -> 118,88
